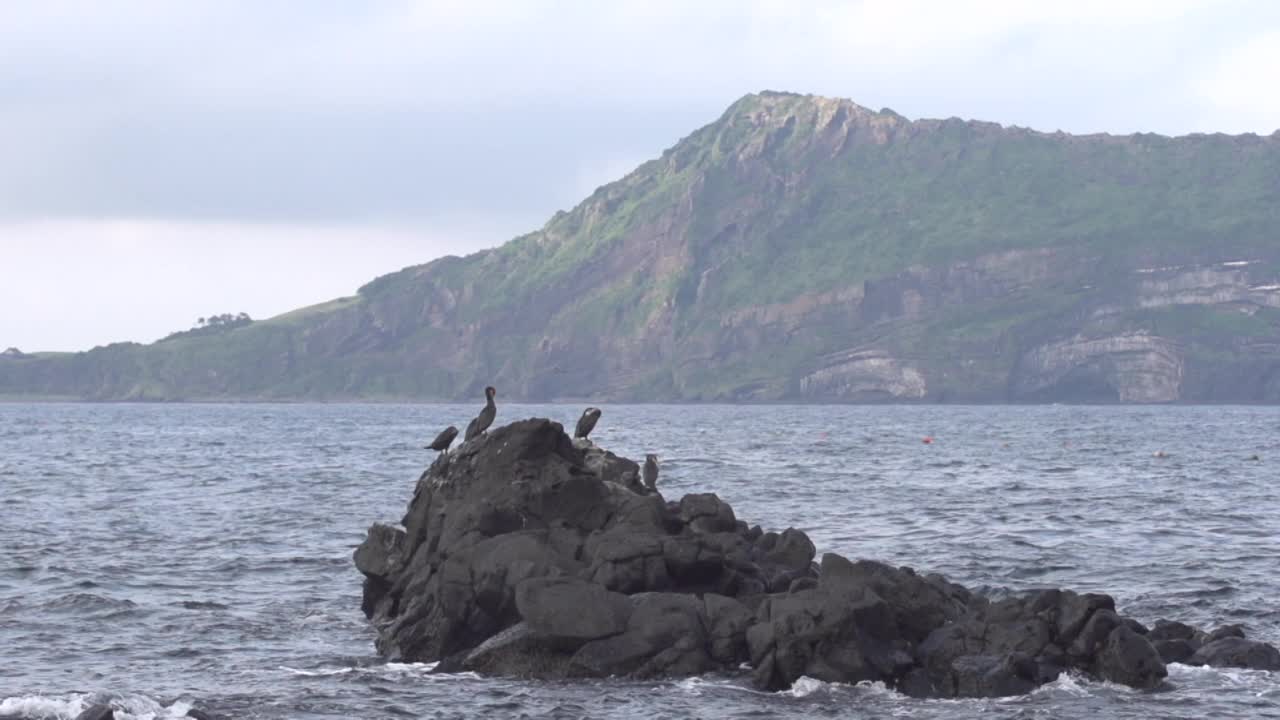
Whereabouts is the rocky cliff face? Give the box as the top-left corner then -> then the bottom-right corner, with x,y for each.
353,419 -> 1280,696
5,92 -> 1280,402
1013,334 -> 1185,403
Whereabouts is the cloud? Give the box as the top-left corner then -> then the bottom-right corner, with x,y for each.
2,0 -> 1278,228
1194,30 -> 1280,133
0,218 -> 509,351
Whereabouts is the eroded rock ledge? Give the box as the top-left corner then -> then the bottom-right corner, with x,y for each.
355,419 -> 1279,698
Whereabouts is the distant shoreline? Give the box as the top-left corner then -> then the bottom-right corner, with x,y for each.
2,396 -> 1279,407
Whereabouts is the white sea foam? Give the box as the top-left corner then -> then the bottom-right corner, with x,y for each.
786,676 -> 829,697
382,661 -> 441,674
0,694 -> 194,720
783,676 -> 858,697
0,694 -> 88,720
1029,671 -> 1095,697
851,679 -> 897,698
279,661 -> 470,681
674,676 -> 712,694
1167,662 -> 1224,678
1167,662 -> 1277,686
780,676 -> 899,699
279,665 -> 356,676
675,675 -> 767,696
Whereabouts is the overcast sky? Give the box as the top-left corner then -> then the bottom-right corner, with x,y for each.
4,0 -> 1279,351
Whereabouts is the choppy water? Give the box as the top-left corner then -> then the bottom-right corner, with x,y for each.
2,403 -> 1278,719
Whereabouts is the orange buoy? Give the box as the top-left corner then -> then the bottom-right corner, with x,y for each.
922,437 -> 934,445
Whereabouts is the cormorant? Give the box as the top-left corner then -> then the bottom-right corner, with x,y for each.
575,407 -> 602,439
464,386 -> 497,441
643,454 -> 659,491
426,426 -> 458,453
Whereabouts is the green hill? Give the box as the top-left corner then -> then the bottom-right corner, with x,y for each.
6,91 -> 1280,402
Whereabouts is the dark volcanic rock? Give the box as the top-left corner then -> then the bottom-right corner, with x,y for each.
1208,624 -> 1247,642
515,577 -> 631,640
1188,637 -> 1280,670
680,493 -> 737,534
354,418 -> 1280,700
704,593 -> 753,666
354,522 -> 406,578
460,621 -> 574,677
578,440 -> 646,494
1096,625 -> 1167,688
1122,617 -> 1149,636
585,529 -> 670,593
571,592 -> 715,678
746,567 -> 913,691
950,653 -> 1039,698
1153,638 -> 1197,664
1149,619 -> 1197,644
820,555 -> 968,644
73,706 -> 114,720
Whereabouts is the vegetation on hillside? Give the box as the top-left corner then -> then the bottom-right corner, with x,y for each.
4,91 -> 1280,402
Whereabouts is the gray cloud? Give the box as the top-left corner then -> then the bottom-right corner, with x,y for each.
0,102 -> 714,222
3,0 -> 1278,225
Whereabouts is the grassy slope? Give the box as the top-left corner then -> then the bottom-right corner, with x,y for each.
4,92 -> 1280,400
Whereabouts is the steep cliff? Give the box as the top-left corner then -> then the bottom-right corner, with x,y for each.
5,91 -> 1280,402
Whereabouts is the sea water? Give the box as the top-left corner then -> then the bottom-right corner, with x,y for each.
1,403 -> 1278,719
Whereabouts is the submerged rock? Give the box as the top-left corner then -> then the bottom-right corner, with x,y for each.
1188,637 -> 1280,671
73,706 -> 114,720
354,418 -> 1279,699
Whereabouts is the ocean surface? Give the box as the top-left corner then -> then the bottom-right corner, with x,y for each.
1,403 -> 1278,719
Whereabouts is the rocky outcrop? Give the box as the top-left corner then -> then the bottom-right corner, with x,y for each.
1137,265 -> 1280,310
800,350 -> 927,400
1188,637 -> 1280,670
1011,333 -> 1185,402
354,419 -> 1279,698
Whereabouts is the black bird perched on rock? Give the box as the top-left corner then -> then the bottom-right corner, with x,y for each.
464,386 -> 498,441
426,425 -> 458,453
643,454 -> 659,491
575,407 -> 601,439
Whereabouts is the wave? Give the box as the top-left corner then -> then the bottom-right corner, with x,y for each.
279,664 -> 355,677
1166,662 -> 1278,685
0,693 -> 195,720
785,676 -> 836,697
1004,564 -> 1078,578
40,593 -> 138,614
279,661 -> 479,681
176,600 -> 230,611
784,676 -> 899,699
1029,671 -> 1096,698
673,675 -> 766,696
